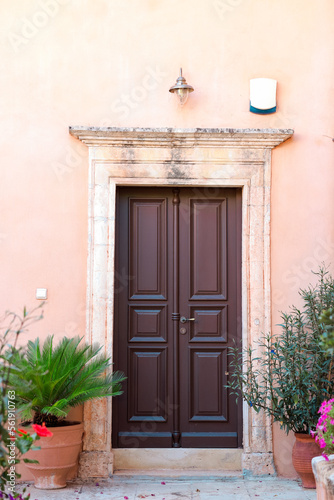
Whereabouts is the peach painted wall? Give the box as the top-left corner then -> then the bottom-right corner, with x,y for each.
1,0 -> 334,477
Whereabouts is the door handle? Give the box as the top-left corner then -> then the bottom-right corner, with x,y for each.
180,316 -> 195,324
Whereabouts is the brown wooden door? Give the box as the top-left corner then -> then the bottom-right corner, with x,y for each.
113,187 -> 242,448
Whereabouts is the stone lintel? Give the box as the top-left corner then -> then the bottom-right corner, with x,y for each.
69,126 -> 294,149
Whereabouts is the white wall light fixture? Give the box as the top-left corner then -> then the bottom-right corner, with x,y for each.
250,78 -> 277,114
169,68 -> 194,105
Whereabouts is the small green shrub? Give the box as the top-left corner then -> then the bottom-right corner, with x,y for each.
228,267 -> 334,434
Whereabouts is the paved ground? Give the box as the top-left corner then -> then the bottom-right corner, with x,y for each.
16,475 -> 318,500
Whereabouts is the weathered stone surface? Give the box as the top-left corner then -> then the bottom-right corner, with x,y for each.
79,451 -> 113,478
243,452 -> 276,476
82,399 -> 109,452
312,455 -> 334,500
114,448 -> 242,471
69,126 -> 294,149
15,476 -> 317,500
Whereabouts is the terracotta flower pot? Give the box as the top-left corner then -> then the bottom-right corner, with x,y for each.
24,422 -> 84,489
292,432 -> 321,489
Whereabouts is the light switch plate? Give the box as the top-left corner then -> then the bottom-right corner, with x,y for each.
36,288 -> 47,300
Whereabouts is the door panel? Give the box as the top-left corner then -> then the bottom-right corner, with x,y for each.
190,198 -> 227,299
113,187 -> 242,448
129,198 -> 167,300
128,348 -> 167,422
189,306 -> 227,342
189,349 -> 227,421
128,306 -> 167,342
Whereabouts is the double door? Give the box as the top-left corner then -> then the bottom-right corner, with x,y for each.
113,187 -> 242,448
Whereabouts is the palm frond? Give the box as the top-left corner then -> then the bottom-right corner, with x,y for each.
7,335 -> 126,424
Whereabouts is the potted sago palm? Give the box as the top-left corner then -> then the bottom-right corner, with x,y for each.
8,335 -> 125,490
227,267 -> 334,488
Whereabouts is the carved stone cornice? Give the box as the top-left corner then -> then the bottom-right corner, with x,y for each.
69,126 -> 293,149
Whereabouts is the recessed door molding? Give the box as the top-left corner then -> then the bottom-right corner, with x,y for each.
69,126 -> 293,477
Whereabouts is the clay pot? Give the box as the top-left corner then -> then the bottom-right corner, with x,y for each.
292,432 -> 321,488
24,422 -> 84,489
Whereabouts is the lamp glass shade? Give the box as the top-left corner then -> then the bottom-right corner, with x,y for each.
175,88 -> 189,106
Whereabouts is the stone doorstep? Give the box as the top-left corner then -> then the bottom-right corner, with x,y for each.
113,469 -> 243,478
312,455 -> 334,500
113,448 -> 243,472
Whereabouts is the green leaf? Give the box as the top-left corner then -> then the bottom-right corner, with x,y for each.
23,458 -> 39,464
16,437 -> 34,455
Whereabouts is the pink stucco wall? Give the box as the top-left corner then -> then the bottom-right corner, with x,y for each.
2,0 -> 334,477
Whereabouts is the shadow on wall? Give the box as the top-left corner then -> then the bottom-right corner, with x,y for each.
273,422 -> 298,478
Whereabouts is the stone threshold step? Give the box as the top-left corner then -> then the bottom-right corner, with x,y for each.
113,448 -> 242,472
113,469 -> 243,479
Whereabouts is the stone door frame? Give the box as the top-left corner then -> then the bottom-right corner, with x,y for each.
69,126 -> 293,477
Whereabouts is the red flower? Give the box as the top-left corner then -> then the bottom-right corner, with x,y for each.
32,423 -> 53,437
15,428 -> 28,435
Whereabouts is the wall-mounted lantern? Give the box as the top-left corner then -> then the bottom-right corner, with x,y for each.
250,78 -> 277,114
169,68 -> 194,106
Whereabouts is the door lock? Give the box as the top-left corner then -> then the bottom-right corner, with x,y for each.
180,316 -> 195,324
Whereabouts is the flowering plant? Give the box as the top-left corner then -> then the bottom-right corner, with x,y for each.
0,304 -> 46,500
312,400 -> 334,460
1,423 -> 53,500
